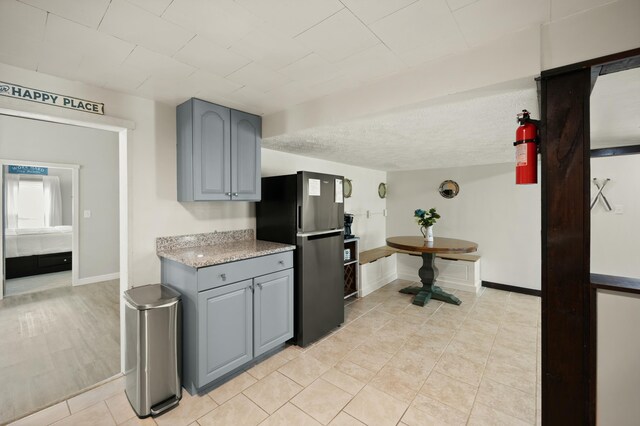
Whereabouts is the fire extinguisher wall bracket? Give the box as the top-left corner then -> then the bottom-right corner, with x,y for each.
515,109 -> 540,184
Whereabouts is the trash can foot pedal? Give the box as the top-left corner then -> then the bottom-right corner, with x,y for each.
150,395 -> 180,416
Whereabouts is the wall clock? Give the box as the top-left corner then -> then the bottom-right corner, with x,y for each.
344,178 -> 353,198
378,183 -> 387,199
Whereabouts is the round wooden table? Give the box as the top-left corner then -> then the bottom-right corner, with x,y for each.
386,236 -> 478,306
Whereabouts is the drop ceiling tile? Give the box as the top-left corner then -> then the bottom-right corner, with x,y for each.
20,0 -> 110,28
229,24 -> 311,70
334,44 -> 403,83
124,46 -> 194,80
235,0 -> 344,38
550,0 -> 613,21
101,64 -> 151,92
294,9 -> 379,63
308,75 -> 361,98
44,14 -> 135,65
265,81 -> 315,106
0,0 -> 46,70
226,62 -> 291,93
446,0 -> 479,11
135,75 -> 199,105
174,35 -> 251,77
126,0 -> 173,16
340,0 -> 419,24
162,0 -> 259,48
370,0 -> 467,57
188,70 -> 243,95
279,53 -> 341,85
98,0 -> 194,56
454,0 -> 550,47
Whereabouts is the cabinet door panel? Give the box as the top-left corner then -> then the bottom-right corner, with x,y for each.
231,110 -> 261,201
197,280 -> 252,386
193,100 -> 231,200
254,269 -> 293,357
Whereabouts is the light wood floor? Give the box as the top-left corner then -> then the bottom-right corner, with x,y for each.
4,271 -> 72,297
0,280 -> 120,424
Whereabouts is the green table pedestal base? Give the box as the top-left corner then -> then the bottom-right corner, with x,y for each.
399,252 -> 462,307
399,285 -> 461,306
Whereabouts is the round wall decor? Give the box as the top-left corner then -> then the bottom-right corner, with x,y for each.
344,179 -> 353,198
439,180 -> 460,199
378,182 -> 387,199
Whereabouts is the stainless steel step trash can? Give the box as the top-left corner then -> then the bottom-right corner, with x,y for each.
124,284 -> 182,418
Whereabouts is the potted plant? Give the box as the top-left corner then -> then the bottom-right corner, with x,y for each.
414,208 -> 440,242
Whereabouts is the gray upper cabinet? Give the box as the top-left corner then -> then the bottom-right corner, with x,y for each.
177,98 -> 261,202
231,110 -> 261,201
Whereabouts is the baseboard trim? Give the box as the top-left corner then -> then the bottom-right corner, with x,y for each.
482,281 -> 541,297
75,272 -> 120,286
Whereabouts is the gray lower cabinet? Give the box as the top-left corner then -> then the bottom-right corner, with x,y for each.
177,98 -> 261,202
161,251 -> 293,394
198,280 -> 253,386
254,269 -> 294,357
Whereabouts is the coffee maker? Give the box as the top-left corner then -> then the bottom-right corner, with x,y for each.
344,213 -> 354,239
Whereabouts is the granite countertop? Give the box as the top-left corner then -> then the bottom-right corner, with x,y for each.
156,229 -> 295,268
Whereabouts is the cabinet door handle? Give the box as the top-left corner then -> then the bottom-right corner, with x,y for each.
257,283 -> 263,289
232,192 -> 239,197
220,273 -> 226,281
225,192 -> 231,196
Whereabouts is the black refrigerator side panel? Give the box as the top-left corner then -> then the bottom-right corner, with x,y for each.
256,175 -> 297,245
295,232 -> 344,347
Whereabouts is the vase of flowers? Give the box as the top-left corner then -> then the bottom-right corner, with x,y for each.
414,208 -> 440,242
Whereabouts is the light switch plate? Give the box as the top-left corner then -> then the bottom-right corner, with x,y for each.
83,210 -> 91,218
614,205 -> 624,214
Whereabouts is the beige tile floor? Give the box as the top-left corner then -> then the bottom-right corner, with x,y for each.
10,279 -> 541,426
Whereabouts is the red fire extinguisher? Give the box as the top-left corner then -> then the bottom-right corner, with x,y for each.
514,109 -> 540,184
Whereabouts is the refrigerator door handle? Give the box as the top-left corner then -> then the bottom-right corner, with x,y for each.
297,205 -> 302,230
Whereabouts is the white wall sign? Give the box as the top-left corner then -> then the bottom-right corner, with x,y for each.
0,81 -> 104,115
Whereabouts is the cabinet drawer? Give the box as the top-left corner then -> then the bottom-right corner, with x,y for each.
198,251 -> 293,292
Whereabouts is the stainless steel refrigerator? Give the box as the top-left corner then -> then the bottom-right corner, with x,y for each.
256,171 -> 344,347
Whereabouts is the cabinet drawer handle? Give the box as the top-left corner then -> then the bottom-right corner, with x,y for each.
220,273 -> 226,281
278,260 -> 285,266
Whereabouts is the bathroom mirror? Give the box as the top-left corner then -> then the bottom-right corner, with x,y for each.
439,180 -> 459,198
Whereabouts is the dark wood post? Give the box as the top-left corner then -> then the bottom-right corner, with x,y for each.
540,67 -> 593,424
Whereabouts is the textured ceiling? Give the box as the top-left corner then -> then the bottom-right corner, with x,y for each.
0,0 -> 615,115
264,66 -> 640,171
264,86 -> 540,171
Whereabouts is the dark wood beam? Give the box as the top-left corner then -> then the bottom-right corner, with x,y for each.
541,67 -> 594,424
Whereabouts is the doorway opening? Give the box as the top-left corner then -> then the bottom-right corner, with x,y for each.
0,110 -> 129,424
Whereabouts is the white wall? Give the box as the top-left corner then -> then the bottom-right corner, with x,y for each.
597,289 -> 640,426
591,155 -> 640,279
262,149 -> 387,251
0,115 -> 119,279
48,167 -> 72,226
387,162 -> 541,290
